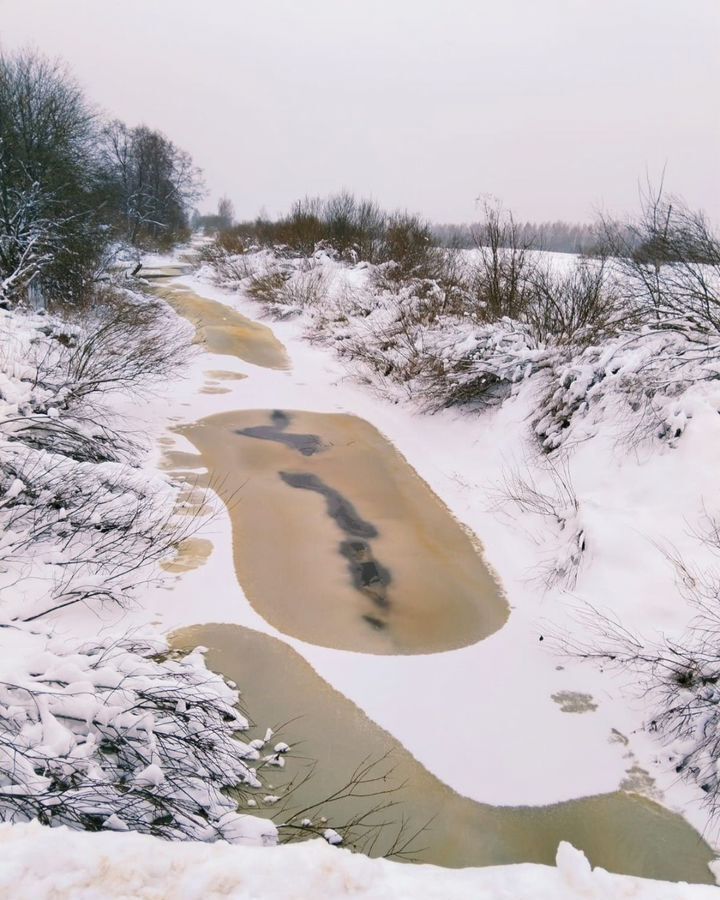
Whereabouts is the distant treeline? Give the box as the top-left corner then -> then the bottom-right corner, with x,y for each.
198,199 -> 607,257
200,188 -> 715,269
432,221 -> 601,254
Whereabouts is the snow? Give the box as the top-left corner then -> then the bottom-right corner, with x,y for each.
3,241 -> 720,891
0,822 -> 717,899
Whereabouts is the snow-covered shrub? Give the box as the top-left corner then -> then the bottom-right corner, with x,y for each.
279,265 -> 331,315
202,222 -> 718,454
0,630 -> 276,844
497,456 -> 585,589
420,318 -> 551,409
1,289 -> 190,459
525,257 -> 627,347
372,212 -> 439,282
535,324 -> 720,451
0,289 -> 196,622
208,249 -> 334,320
0,285 -> 282,846
44,287 -> 191,404
0,442 -> 191,622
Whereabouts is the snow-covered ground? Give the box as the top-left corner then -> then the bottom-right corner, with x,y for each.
1,821 -> 717,899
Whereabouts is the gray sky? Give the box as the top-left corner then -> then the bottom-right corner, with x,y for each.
1,0 -> 718,223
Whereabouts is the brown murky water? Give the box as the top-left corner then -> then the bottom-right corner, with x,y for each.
204,370 -> 248,381
171,623 -> 716,883
160,537 -> 213,574
149,280 -> 290,370
168,409 -> 509,654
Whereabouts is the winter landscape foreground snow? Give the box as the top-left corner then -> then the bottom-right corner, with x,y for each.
1,821 -> 718,900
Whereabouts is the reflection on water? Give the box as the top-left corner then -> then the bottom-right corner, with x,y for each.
237,409 -> 326,456
149,281 -> 290,370
172,409 -> 509,654
171,623 -> 716,883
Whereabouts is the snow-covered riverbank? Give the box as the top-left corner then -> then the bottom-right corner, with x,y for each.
1,821 -> 717,900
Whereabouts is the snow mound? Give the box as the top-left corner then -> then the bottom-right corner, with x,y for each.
0,822 -> 717,900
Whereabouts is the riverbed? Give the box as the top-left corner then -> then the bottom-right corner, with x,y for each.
147,267 -> 718,884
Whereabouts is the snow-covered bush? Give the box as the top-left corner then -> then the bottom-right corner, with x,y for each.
535,324 -> 720,451
1,289 -> 190,458
0,442 -> 191,622
0,630 -> 276,844
497,456 -> 585,589
0,289 -> 196,622
202,192 -> 720,457
35,287 -> 191,406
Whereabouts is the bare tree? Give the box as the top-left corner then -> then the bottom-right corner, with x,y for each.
470,200 -> 536,321
603,181 -> 720,333
217,195 -> 235,230
99,120 -> 204,247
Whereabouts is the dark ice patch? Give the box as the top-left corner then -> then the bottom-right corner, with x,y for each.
236,409 -> 325,456
279,472 -> 378,538
340,540 -> 390,609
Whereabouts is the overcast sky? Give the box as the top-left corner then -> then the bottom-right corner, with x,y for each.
1,0 -> 718,223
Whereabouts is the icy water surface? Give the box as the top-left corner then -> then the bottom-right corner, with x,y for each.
160,537 -> 213,574
171,623 -> 716,883
168,409 -> 509,654
148,278 -> 290,370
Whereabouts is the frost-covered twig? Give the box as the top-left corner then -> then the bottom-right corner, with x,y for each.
495,455 -> 585,589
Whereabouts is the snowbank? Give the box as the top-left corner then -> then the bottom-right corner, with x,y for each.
0,822 -> 717,899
